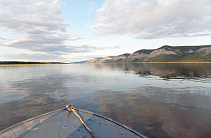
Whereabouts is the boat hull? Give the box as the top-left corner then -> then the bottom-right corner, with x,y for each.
0,109 -> 147,138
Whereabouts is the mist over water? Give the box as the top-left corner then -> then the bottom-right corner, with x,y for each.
0,63 -> 211,138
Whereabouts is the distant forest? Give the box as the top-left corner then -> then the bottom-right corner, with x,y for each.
0,61 -> 65,64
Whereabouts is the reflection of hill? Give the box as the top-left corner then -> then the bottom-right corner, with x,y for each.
92,89 -> 211,138
87,63 -> 211,79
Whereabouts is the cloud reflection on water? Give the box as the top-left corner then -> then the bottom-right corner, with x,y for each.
0,64 -> 211,138
92,88 -> 211,138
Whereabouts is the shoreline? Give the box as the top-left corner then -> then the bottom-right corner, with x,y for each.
0,64 -> 66,66
0,61 -> 66,65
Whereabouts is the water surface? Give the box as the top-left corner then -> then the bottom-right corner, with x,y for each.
0,63 -> 211,138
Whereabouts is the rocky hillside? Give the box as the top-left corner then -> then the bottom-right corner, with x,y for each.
86,45 -> 211,63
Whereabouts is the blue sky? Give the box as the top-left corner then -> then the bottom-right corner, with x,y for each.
0,0 -> 211,62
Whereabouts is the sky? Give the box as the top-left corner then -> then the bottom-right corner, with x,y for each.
0,0 -> 211,62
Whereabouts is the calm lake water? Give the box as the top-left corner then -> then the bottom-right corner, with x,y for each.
0,63 -> 211,138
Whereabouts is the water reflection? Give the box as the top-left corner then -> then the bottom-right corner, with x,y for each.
87,63 -> 211,80
0,65 -> 99,130
0,64 -> 211,138
92,88 -> 211,138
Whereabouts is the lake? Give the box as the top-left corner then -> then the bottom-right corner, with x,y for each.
0,63 -> 211,138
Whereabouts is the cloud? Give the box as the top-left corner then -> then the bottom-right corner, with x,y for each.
0,0 -> 68,32
1,53 -> 61,60
0,44 -> 121,61
88,2 -> 96,12
0,0 -> 89,56
0,37 -> 9,41
93,0 -> 211,39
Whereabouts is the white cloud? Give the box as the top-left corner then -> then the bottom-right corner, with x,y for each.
0,0 -> 91,58
0,0 -> 68,32
93,0 -> 211,39
1,52 -> 61,61
88,2 -> 96,12
0,44 -> 121,61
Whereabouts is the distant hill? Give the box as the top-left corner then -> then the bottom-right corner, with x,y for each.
69,60 -> 87,64
86,45 -> 211,63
